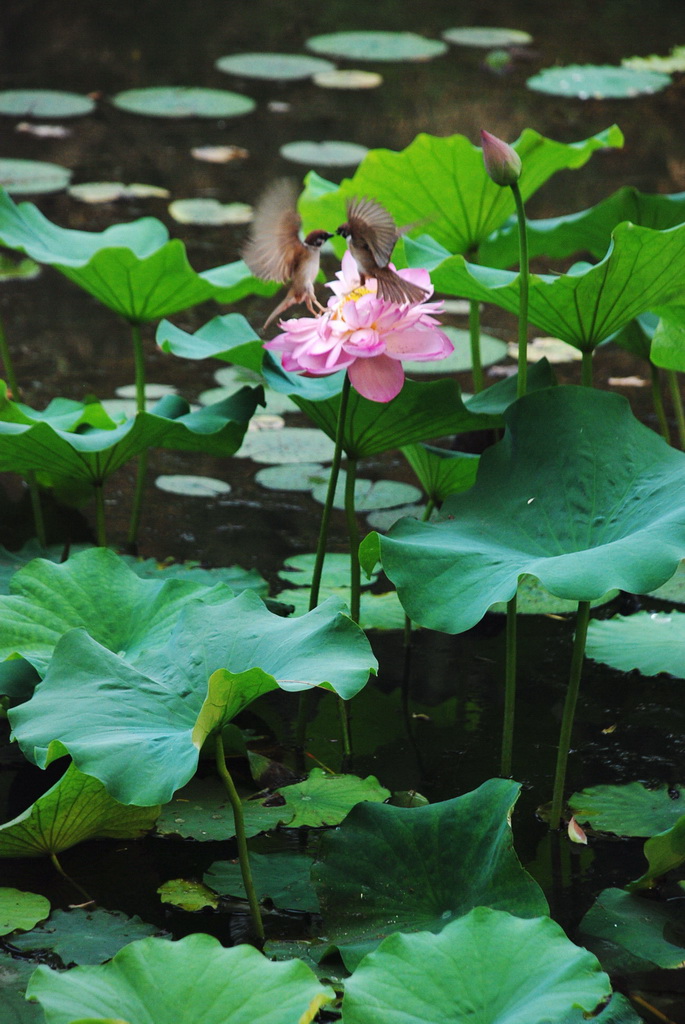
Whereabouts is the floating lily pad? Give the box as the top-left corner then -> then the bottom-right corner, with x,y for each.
235,426 -> 335,464
157,879 -> 219,911
279,552 -> 379,590
155,777 -> 294,840
154,474 -> 232,497
206,852 -> 319,912
313,69 -> 383,89
442,27 -> 533,48
623,46 -> 685,74
215,52 -> 335,80
0,951 -> 44,1023
306,31 -> 447,62
280,140 -> 369,166
191,144 -> 249,163
27,933 -> 335,1024
115,383 -> 177,400
580,888 -> 685,972
0,158 -> 71,195
168,198 -> 253,225
507,336 -> 583,364
278,768 -> 390,828
489,574 -> 618,615
311,473 -> 422,512
121,556 -> 267,596
10,907 -> 165,966
0,89 -> 95,118
365,505 -> 428,536
569,782 -> 685,837
112,86 -> 256,119
404,328 -> 507,374
527,64 -> 671,99
0,888 -> 50,935
255,462 -> 328,491
649,560 -> 685,602
68,181 -> 170,203
586,611 -> 685,678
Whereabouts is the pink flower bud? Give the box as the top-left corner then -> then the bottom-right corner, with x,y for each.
480,129 -> 522,187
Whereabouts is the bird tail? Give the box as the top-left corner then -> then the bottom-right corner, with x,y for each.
374,267 -> 429,306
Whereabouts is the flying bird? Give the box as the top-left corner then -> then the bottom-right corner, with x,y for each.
241,179 -> 333,329
336,196 -> 429,306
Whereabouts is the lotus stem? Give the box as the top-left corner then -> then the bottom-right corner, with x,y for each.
469,298 -> 484,393
94,478 -> 107,548
580,351 -> 593,388
126,320 -> 147,549
0,312 -> 47,547
666,370 -> 685,449
214,732 -> 264,942
650,363 -> 671,444
549,600 -> 591,829
402,497 -> 435,719
500,592 -> 517,776
510,181 -> 529,400
344,456 -> 361,624
49,851 -> 93,903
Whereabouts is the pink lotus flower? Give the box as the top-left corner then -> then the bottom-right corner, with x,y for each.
264,252 -> 453,402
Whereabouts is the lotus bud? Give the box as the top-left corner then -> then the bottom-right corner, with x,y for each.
480,129 -> 522,187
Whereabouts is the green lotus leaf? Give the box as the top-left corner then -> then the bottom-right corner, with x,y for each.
480,187 -> 685,268
442,26 -> 533,47
401,444 -> 479,503
488,574 -> 618,615
168,198 -> 253,226
299,127 -> 623,255
586,610 -> 685,678
0,187 -> 271,318
235,426 -> 336,465
10,907 -> 164,965
280,140 -> 369,167
312,778 -> 547,968
305,30 -> 447,62
569,782 -> 685,837
206,851 -> 319,912
342,907 -> 610,1024
649,559 -> 685,602
0,387 -> 262,491
155,777 -> 295,840
0,761 -> 159,857
0,547 -> 235,674
0,88 -> 95,118
580,888 -> 685,971
158,879 -> 219,911
310,473 -> 421,511
650,304 -> 685,371
0,159 -> 71,196
276,768 -> 390,827
0,888 -> 50,935
414,220 -> 685,353
121,556 -> 268,596
215,52 -> 335,80
0,952 -> 44,1022
0,540 -> 92,594
629,816 -> 685,890
623,46 -> 685,74
367,387 -> 685,634
27,933 -> 334,1023
112,86 -> 256,119
9,592 -> 377,805
527,64 -> 671,99
156,313 -> 264,371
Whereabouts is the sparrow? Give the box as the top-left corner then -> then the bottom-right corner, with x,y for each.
241,179 -> 333,329
336,196 -> 429,306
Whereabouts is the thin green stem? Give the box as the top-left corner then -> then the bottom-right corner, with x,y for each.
309,374 -> 351,611
549,600 -> 591,829
127,320 -> 147,549
511,181 -> 529,399
469,299 -> 484,393
215,732 -> 264,941
666,370 -> 685,449
50,851 -> 93,903
0,314 -> 19,396
650,362 -> 671,444
344,456 -> 360,624
94,481 -> 108,548
500,593 -> 517,777
580,350 -> 594,388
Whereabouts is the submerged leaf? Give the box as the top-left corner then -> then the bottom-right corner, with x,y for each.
10,907 -> 164,966
580,888 -> 685,971
206,852 -> 319,912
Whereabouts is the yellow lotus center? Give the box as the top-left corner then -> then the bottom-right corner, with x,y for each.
332,285 -> 373,319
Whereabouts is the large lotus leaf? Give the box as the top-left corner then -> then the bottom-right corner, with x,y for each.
294,362 -> 555,459
569,782 -> 685,837
0,384 -> 117,431
650,304 -> 685,371
121,556 -> 268,596
0,188 -> 273,319
10,907 -> 164,965
365,387 -> 685,634
206,851 -> 319,912
629,816 -> 685,890
27,933 -> 334,1024
274,768 -> 390,827
0,888 -> 50,935
299,127 -> 623,254
0,547 -> 233,674
312,778 -> 547,968
413,221 -> 685,353
9,592 -> 377,805
157,313 -> 264,371
586,610 -> 685,678
155,777 -> 295,840
480,186 -> 685,268
0,761 -> 159,857
0,387 -> 262,488
0,952 -> 44,1024
580,888 -> 685,971
342,907 -> 610,1024
401,443 -> 479,503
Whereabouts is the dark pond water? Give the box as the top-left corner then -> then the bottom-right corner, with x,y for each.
1,0 -> 685,1019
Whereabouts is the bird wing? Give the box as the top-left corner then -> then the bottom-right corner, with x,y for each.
346,196 -> 399,267
242,179 -> 304,282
